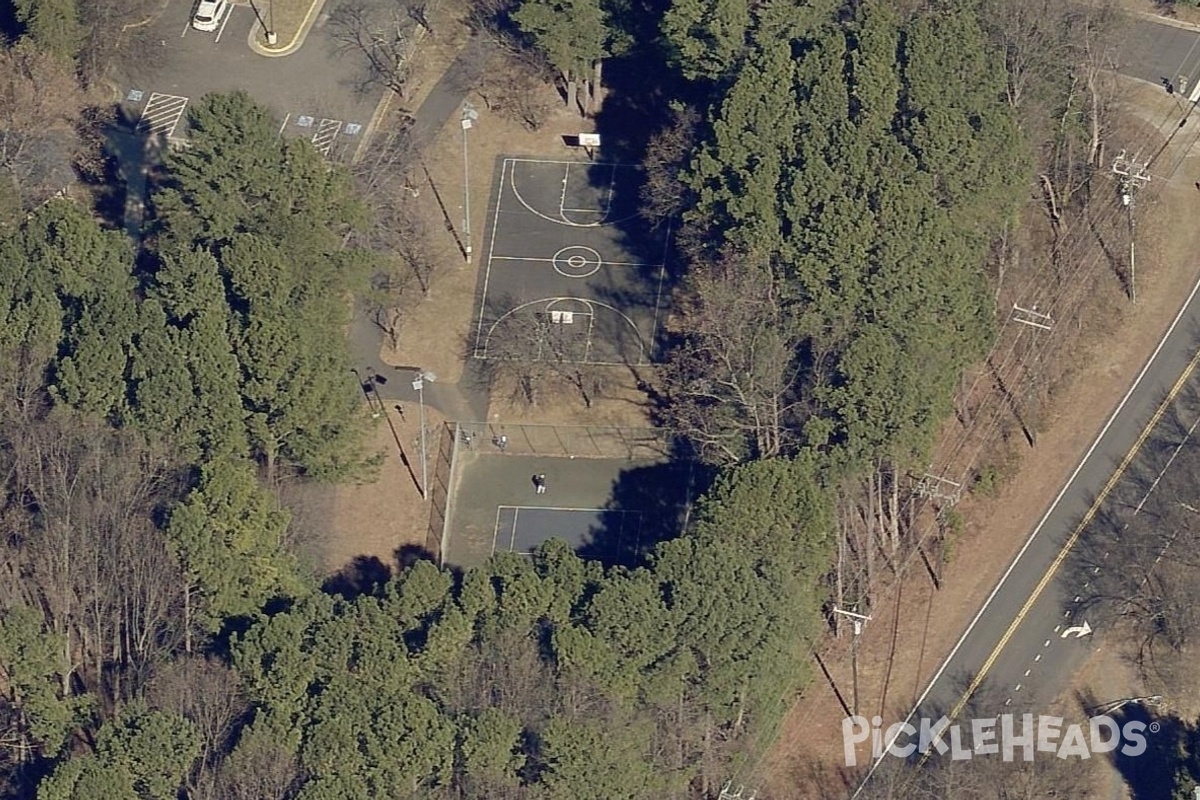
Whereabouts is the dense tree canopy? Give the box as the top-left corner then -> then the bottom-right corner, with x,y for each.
0,0 -> 1155,796
671,0 -> 1026,471
227,458 -> 829,798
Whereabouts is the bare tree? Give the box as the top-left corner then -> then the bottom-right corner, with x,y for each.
0,42 -> 88,209
328,2 -> 420,99
148,657 -> 246,794
658,251 -> 805,464
213,720 -> 301,800
349,125 -> 441,349
477,300 -> 611,409
3,410 -> 183,706
473,48 -> 557,131
640,104 -> 699,228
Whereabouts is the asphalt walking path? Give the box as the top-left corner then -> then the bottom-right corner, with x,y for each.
347,36 -> 496,421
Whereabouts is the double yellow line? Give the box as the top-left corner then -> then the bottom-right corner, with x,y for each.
935,344 -> 1200,739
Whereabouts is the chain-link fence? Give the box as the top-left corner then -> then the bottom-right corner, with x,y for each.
431,422 -> 689,566
451,421 -> 677,461
424,422 -> 455,564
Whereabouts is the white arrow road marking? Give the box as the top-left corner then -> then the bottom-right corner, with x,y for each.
1061,621 -> 1093,638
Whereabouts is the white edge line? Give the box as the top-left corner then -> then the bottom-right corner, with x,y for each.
278,112 -> 291,137
508,157 -> 640,168
558,162 -> 571,222
851,264 -> 1200,795
491,505 -> 503,556
509,507 -> 520,551
474,158 -> 510,357
489,255 -> 662,268
649,217 -> 673,354
165,98 -> 189,140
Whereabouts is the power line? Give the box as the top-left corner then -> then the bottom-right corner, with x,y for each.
726,84 -> 1200,800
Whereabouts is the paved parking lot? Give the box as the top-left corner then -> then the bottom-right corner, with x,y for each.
118,0 -> 386,161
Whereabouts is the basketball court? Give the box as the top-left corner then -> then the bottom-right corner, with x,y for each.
472,157 -> 671,366
438,443 -> 697,569
493,506 -> 642,557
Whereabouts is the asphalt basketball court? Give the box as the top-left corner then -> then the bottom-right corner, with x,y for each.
472,157 -> 671,366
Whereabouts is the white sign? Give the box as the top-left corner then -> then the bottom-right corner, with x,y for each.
578,133 -> 601,147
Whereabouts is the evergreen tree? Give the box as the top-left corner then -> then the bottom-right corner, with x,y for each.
145,93 -> 375,479
12,0 -> 83,65
165,456 -> 304,634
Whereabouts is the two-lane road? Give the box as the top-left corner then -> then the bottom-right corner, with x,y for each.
853,16 -> 1200,793
854,256 -> 1200,794
1121,15 -> 1200,94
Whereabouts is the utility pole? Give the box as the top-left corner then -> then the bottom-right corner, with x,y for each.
833,607 -> 872,717
1112,149 -> 1151,304
265,0 -> 276,45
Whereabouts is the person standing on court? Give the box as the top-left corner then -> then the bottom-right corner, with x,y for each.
533,474 -> 547,494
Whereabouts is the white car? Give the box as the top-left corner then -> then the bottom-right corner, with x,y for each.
192,0 -> 229,31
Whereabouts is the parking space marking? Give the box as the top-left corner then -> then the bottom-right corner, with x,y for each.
312,119 -> 343,156
136,94 -> 189,140
215,7 -> 235,42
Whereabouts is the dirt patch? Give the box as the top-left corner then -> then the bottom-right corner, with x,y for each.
285,404 -> 448,576
757,79 -> 1200,797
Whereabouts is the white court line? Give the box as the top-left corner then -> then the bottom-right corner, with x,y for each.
483,297 -> 646,365
474,158 -> 510,358
488,255 -> 661,268
602,162 -> 617,216
558,163 -> 571,219
648,217 -> 673,355
214,7 -> 234,42
584,312 -> 595,362
508,157 -> 641,168
491,505 -> 503,555
497,505 -> 637,513
509,507 -> 520,551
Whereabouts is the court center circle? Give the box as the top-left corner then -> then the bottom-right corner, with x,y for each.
552,246 -> 602,278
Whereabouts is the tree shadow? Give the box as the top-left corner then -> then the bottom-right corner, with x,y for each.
578,457 -> 714,567
1101,699 -> 1197,799
98,101 -> 175,242
322,554 -> 393,600
396,543 -> 437,569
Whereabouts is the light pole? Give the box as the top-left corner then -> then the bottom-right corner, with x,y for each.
412,370 -> 436,500
265,0 -> 277,45
461,102 -> 478,263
